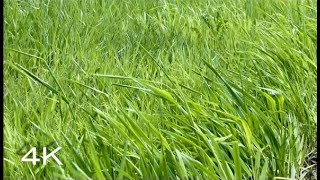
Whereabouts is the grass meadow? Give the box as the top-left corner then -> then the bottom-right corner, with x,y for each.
4,0 -> 317,179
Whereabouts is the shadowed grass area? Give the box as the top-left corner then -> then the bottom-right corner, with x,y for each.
4,0 -> 316,179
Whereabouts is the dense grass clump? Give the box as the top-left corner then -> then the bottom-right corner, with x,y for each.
4,0 -> 317,179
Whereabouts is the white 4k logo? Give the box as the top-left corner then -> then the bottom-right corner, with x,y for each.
21,147 -> 62,165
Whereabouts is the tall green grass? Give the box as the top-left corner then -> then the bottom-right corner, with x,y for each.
4,0 -> 317,179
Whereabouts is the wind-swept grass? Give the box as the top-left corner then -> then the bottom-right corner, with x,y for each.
4,0 -> 317,179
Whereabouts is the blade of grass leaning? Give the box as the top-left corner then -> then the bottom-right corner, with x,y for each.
203,59 -> 247,112
10,62 -> 76,120
7,48 -> 66,96
232,141 -> 242,180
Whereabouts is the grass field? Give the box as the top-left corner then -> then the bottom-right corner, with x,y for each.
4,0 -> 317,179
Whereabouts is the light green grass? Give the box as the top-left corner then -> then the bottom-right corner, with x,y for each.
4,0 -> 317,179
